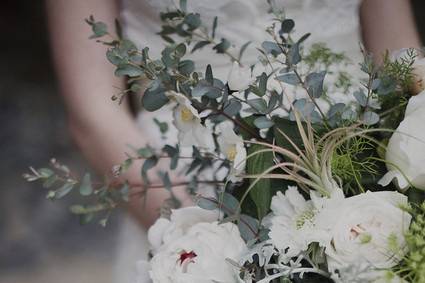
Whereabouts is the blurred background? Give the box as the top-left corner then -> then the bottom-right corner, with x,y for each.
0,2 -> 120,283
1,1 -> 425,283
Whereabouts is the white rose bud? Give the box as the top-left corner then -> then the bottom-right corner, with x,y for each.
379,91 -> 425,190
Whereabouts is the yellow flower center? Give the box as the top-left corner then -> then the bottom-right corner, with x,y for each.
226,145 -> 237,161
180,107 -> 194,122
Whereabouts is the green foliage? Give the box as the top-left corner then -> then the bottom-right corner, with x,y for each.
335,71 -> 352,93
304,43 -> 348,71
197,193 -> 261,242
213,38 -> 231,54
306,71 -> 326,98
142,84 -> 169,111
382,49 -> 416,93
23,159 -> 118,226
153,118 -> 169,136
79,173 -> 93,196
375,49 -> 416,132
398,202 -> 425,282
246,144 -> 273,219
85,15 -> 108,38
330,136 -> 378,194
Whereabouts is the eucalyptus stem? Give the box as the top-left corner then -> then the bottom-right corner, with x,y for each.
129,180 -> 224,198
269,29 -> 330,128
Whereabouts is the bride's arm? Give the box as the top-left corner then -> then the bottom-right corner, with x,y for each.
46,0 -> 191,227
360,0 -> 422,61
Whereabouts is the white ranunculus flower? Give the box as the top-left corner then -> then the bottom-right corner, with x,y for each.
217,122 -> 247,182
166,91 -> 214,149
141,207 -> 245,283
148,222 -> 245,283
379,91 -> 425,190
315,191 -> 411,274
267,186 -> 330,262
227,62 -> 253,91
136,207 -> 221,283
147,206 -> 220,253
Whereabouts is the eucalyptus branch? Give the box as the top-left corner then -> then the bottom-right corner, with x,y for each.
190,29 -> 240,63
292,69 -> 329,125
268,22 -> 330,127
129,180 -> 225,197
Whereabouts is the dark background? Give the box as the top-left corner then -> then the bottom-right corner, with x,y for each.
0,2 -> 119,283
1,1 -> 425,283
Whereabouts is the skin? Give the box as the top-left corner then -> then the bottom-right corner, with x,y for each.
46,0 -> 422,228
361,0 -> 422,61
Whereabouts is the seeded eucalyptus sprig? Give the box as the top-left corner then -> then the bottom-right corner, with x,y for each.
23,158 -> 122,226
24,150 -> 226,226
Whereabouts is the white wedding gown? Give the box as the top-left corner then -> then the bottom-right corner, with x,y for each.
114,1 -> 362,282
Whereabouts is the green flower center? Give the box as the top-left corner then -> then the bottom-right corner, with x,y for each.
295,209 -> 315,229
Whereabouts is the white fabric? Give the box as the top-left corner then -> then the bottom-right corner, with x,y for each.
121,0 -> 363,76
115,1 -> 363,282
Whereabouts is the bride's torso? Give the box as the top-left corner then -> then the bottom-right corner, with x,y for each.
121,0 -> 363,73
115,1 -> 362,283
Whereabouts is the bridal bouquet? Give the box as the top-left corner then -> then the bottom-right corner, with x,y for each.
25,1 -> 425,282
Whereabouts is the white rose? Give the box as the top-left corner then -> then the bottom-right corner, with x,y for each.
316,191 -> 411,274
227,62 -> 253,91
217,122 -> 247,182
166,91 -> 214,149
379,91 -> 425,190
267,186 -> 330,262
149,222 -> 245,283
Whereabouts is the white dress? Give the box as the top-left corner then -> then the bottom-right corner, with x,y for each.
114,1 -> 362,282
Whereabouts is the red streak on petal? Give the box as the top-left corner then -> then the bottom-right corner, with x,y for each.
179,251 -> 197,265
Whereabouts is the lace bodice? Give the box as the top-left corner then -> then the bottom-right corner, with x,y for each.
121,0 -> 363,72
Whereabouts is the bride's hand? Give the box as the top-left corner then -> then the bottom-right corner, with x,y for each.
360,0 -> 422,64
